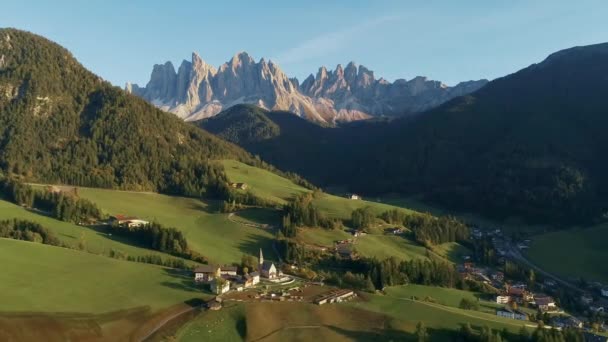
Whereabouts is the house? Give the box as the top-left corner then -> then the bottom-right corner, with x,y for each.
534,295 -> 557,312
491,272 -> 505,283
336,244 -> 356,259
496,295 -> 510,304
220,266 -> 238,276
496,307 -> 528,321
348,194 -> 361,200
109,215 -> 149,228
552,316 -> 583,329
601,288 -> 608,297
259,249 -> 278,279
244,272 -> 260,287
210,278 -> 231,295
506,285 -> 532,303
194,265 -> 221,282
229,182 -> 248,190
590,306 -> 604,313
581,294 -> 594,305
386,227 -> 404,235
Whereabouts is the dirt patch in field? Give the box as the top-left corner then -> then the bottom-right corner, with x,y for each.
0,301 -> 204,342
244,301 -> 412,342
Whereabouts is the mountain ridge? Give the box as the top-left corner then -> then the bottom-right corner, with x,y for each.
128,52 -> 487,123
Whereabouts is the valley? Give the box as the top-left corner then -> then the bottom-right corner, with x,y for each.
1,19 -> 607,342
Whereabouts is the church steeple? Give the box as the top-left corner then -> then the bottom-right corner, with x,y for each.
259,248 -> 264,271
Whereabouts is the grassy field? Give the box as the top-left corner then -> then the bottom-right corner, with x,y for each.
221,160 -> 417,220
221,160 -> 308,204
70,187 -> 276,264
355,235 -> 429,261
352,291 -> 533,335
0,198 -> 188,262
176,304 -> 246,342
175,295 -> 529,341
0,238 -> 205,313
525,224 -> 608,283
431,242 -> 471,262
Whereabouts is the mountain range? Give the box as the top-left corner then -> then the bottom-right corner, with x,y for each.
200,42 -> 608,224
127,52 -> 487,123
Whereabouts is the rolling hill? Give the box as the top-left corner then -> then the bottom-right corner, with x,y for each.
0,28 -> 253,198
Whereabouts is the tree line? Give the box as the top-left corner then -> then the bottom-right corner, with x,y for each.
0,178 -> 103,223
280,192 -> 343,237
380,209 -> 469,246
0,219 -> 61,246
108,221 -> 207,263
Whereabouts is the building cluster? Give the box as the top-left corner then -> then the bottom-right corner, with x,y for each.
229,182 -> 248,190
193,248 -> 279,295
109,215 -> 149,228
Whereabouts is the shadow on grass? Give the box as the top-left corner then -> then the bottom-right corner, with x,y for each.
160,268 -> 203,293
236,231 -> 276,259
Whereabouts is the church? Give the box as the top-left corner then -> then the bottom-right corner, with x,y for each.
258,248 -> 278,279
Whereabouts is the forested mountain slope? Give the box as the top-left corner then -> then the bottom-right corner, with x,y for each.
199,43 -> 608,224
0,28 -> 252,197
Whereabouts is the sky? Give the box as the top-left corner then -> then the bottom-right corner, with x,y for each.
2,0 -> 607,87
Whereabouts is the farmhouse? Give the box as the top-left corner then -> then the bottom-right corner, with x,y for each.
348,194 -> 361,200
506,285 -> 531,303
244,272 -> 260,287
496,295 -> 510,304
496,307 -> 528,321
314,289 -> 356,305
220,265 -> 238,276
210,278 -> 231,295
534,295 -> 557,312
193,265 -> 221,282
259,249 -> 278,279
229,182 -> 248,190
109,215 -> 149,228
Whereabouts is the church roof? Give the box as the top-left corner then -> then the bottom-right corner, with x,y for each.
261,260 -> 275,271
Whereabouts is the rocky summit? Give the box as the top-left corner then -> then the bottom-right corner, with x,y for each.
128,52 -> 487,123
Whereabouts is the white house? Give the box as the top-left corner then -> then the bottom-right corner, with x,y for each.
193,265 -> 221,282
220,266 -> 238,276
496,295 -> 510,304
348,194 -> 361,200
210,278 -> 231,295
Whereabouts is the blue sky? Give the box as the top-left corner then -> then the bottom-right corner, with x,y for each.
2,0 -> 607,86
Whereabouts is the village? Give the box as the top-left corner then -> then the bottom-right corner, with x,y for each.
461,226 -> 608,337
105,197 -> 608,340
191,248 -> 357,310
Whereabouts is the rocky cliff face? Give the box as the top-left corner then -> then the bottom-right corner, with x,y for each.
128,52 -> 487,123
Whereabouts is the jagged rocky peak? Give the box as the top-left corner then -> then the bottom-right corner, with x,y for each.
130,52 -> 488,123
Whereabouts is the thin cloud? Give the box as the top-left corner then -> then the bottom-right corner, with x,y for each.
274,15 -> 400,65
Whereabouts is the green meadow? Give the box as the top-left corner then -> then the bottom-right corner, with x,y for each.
0,238 -> 204,313
0,198 -> 185,262
526,223 -> 608,283
72,187 -> 276,264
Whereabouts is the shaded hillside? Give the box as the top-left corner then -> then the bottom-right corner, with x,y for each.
0,29 -> 253,197
198,43 -> 608,224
